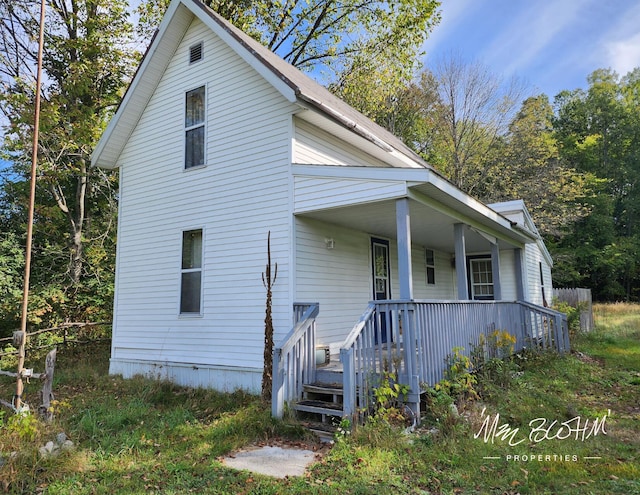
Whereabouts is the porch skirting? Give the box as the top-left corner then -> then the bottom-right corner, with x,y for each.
109,358 -> 262,393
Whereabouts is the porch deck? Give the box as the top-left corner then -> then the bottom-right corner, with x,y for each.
273,300 -> 569,423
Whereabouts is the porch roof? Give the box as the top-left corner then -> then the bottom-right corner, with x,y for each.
292,165 -> 537,253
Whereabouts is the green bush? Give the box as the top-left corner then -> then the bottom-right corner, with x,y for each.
553,298 -> 582,334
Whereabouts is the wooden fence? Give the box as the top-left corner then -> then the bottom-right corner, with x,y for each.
553,288 -> 594,332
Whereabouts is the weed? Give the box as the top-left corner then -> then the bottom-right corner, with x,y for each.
472,330 -> 520,393
6,411 -> 39,442
334,417 -> 351,442
421,347 -> 480,435
553,299 -> 584,335
371,370 -> 411,425
440,346 -> 479,402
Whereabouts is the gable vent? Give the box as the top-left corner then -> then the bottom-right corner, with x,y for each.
189,42 -> 203,64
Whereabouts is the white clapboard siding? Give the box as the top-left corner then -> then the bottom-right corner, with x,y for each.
410,246 -> 457,300
498,249 -> 518,301
524,242 -> 552,306
294,176 -> 407,213
111,17 -> 297,390
295,218 -> 461,348
294,218 -> 372,348
293,118 -> 390,167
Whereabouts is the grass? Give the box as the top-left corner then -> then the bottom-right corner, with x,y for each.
0,303 -> 639,494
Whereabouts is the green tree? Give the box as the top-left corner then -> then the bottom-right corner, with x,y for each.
139,0 -> 440,82
486,95 -> 594,238
0,233 -> 24,336
553,68 -> 640,300
0,0 -> 137,325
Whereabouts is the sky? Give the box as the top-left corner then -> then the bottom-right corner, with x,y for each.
423,0 -> 640,98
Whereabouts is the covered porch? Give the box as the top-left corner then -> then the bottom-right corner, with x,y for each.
272,165 -> 568,424
293,164 -> 538,309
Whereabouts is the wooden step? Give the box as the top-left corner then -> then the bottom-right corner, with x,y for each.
303,382 -> 344,396
293,399 -> 343,417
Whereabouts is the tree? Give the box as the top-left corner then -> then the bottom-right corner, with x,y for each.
485,95 -> 593,238
0,0 -> 138,324
0,233 -> 24,336
138,0 -> 440,82
396,55 -> 526,197
553,68 -> 640,300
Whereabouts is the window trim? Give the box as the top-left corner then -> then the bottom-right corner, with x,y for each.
184,85 -> 206,170
467,255 -> 494,300
179,228 -> 204,316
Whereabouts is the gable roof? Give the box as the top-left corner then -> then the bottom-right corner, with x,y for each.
490,200 -> 553,265
91,0 -> 430,170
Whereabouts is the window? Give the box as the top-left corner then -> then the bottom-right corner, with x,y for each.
180,229 -> 202,314
425,248 -> 435,285
371,239 -> 390,300
539,262 -> 548,306
470,258 -> 494,300
185,86 -> 205,169
189,42 -> 203,64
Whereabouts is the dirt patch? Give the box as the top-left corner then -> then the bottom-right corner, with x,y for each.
573,350 -> 605,366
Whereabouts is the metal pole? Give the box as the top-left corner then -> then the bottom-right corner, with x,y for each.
16,0 -> 46,412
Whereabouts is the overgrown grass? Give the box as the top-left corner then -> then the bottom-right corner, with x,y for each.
1,304 -> 639,494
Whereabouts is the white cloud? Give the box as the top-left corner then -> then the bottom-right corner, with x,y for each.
598,2 -> 640,76
423,0 -> 481,55
606,33 -> 640,76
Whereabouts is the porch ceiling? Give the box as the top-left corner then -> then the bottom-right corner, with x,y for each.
296,198 -> 515,253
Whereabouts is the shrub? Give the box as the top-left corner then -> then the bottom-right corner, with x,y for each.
553,299 -> 582,334
371,370 -> 411,426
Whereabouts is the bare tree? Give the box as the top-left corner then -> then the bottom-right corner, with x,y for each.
424,54 -> 527,196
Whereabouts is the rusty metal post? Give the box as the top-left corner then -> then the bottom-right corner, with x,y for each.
16,0 -> 46,412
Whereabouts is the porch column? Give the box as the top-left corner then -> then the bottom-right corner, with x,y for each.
396,198 -> 413,300
454,223 -> 468,300
514,248 -> 525,300
491,242 -> 502,300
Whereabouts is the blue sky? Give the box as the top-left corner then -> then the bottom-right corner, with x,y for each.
423,0 -> 640,98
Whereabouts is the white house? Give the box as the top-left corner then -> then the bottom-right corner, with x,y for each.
92,0 -> 567,419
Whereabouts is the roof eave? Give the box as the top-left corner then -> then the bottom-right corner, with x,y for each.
92,0 -> 194,169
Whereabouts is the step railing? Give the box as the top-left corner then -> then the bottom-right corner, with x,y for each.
339,302 -> 419,418
272,303 -> 320,418
518,301 -> 570,353
340,300 -> 570,420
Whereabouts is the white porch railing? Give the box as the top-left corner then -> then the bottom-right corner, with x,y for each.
272,303 -> 319,418
341,300 -> 570,419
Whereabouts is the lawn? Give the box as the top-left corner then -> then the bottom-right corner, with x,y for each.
0,303 -> 639,494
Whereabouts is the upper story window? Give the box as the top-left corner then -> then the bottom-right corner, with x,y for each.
189,42 -> 203,64
185,86 -> 205,169
425,248 -> 435,285
180,229 -> 203,314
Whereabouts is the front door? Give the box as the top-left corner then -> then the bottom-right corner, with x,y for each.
371,238 -> 391,343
